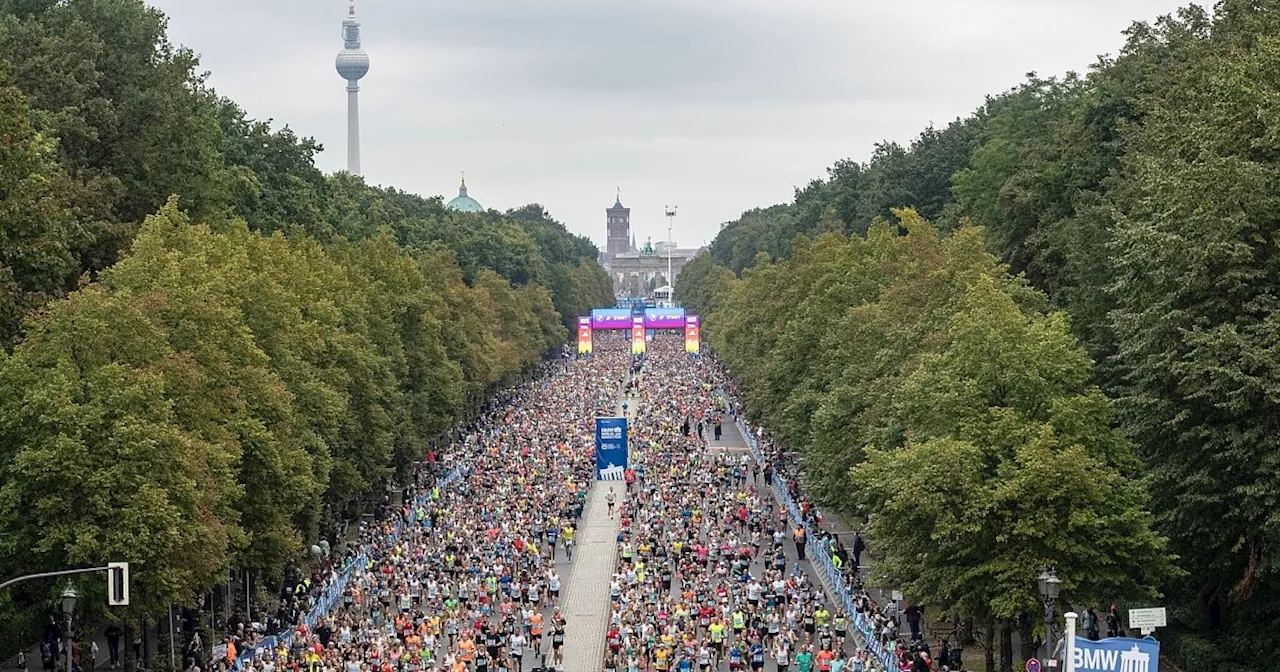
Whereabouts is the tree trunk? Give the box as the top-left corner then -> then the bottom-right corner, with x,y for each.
141,614 -> 151,670
1000,620 -> 1014,672
985,619 -> 997,672
1019,611 -> 1035,663
124,622 -> 134,672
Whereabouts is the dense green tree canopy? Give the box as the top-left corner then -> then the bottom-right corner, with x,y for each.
689,213 -> 1176,669
685,3 -> 1280,668
0,76 -> 83,347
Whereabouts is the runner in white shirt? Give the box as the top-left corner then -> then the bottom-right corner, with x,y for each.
547,570 -> 561,602
508,632 -> 527,672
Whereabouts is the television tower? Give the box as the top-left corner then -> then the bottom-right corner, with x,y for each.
335,0 -> 370,175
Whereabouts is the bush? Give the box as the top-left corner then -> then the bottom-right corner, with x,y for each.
1175,634 -> 1225,672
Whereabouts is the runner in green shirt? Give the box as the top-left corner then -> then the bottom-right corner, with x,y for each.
796,647 -> 815,672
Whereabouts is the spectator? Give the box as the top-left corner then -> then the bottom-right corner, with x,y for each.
104,624 -> 122,669
1084,606 -> 1100,641
903,604 -> 923,642
1106,605 -> 1122,638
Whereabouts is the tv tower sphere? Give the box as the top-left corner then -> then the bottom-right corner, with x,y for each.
336,50 -> 370,81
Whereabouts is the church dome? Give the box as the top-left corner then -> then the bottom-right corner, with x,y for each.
446,176 -> 483,212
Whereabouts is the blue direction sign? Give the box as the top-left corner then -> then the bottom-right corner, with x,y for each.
595,416 -> 628,480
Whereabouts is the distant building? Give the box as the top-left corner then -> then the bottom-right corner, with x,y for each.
446,175 -> 483,212
605,192 -> 633,261
598,193 -> 704,299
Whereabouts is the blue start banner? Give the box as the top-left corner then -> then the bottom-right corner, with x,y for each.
595,416 -> 628,480
591,308 -> 632,330
1072,637 -> 1159,672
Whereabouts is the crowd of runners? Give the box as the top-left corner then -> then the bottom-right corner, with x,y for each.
221,331 -> 920,672
602,339 -> 880,672
230,338 -> 632,672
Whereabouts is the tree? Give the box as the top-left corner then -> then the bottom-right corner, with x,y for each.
0,77 -> 82,348
102,203 -> 326,574
0,285 -> 239,613
696,207 -> 1177,671
853,274 -> 1175,670
0,0 -> 233,266
1108,3 -> 1280,661
673,255 -> 736,319
330,233 -> 464,476
215,100 -> 328,238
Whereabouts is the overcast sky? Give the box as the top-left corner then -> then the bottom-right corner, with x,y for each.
150,0 -> 1192,249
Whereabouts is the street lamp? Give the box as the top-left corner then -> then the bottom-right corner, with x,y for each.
60,581 -> 78,672
1038,568 -> 1061,664
664,206 -> 677,305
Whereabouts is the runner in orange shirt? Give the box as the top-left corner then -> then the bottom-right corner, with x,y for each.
815,647 -> 835,672
529,611 -> 544,653
458,634 -> 477,665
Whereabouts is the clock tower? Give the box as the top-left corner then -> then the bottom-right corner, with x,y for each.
605,189 -> 632,261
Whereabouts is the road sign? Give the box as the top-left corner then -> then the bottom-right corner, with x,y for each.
1128,607 -> 1167,635
1026,658 -> 1041,672
891,590 -> 903,601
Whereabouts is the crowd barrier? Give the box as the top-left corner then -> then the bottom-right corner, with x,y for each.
232,464 -> 467,669
721,391 -> 905,672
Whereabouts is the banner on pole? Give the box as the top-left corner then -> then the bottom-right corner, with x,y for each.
591,308 -> 632,330
684,314 -> 700,353
577,316 -> 593,354
595,417 -> 628,480
1071,637 -> 1159,672
643,307 -> 685,328
631,316 -> 646,354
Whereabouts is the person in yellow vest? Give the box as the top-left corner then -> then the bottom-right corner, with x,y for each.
814,606 -> 830,629
833,611 -> 849,650
708,618 -> 727,656
654,646 -> 671,672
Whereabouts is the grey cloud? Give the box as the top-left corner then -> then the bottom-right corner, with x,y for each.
375,2 -> 897,104
151,0 -> 1194,248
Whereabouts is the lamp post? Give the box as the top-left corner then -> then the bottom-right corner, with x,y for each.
60,581 -> 78,672
1038,568 -> 1061,664
664,206 -> 677,305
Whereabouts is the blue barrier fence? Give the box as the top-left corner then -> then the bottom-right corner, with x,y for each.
724,394 -> 904,672
231,463 -> 466,668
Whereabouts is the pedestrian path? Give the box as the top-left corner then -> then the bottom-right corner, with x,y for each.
710,408 -> 749,449
559,483 -> 624,672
